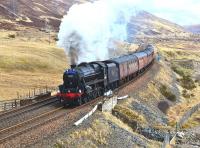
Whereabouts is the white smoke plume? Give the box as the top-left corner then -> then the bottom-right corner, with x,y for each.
57,0 -> 139,65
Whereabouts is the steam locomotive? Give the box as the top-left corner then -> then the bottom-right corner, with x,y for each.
57,45 -> 155,106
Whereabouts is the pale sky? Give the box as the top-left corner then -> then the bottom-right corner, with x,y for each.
134,0 -> 200,25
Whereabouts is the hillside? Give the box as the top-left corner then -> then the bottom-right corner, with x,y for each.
0,0 -> 93,100
0,0 -> 92,31
185,25 -> 200,33
127,11 -> 186,41
0,1 -> 187,35
0,29 -> 68,100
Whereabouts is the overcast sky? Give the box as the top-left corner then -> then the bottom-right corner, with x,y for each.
135,0 -> 200,26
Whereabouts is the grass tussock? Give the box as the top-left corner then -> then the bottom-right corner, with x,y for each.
167,120 -> 177,127
165,51 -> 176,58
155,66 -> 172,85
171,62 -> 193,77
139,83 -> 162,101
182,89 -> 195,98
160,84 -> 176,102
8,34 -> 16,38
172,65 -> 187,77
153,124 -> 172,131
54,120 -> 110,148
113,105 -> 146,124
178,75 -> 196,90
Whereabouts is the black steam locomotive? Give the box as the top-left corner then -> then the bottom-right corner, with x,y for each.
57,45 -> 155,106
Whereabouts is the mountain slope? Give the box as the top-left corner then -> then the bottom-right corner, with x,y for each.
128,11 -> 186,37
185,25 -> 200,33
0,1 -> 187,35
0,0 -> 92,30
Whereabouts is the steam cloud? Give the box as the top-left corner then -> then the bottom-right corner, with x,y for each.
57,0 -> 138,65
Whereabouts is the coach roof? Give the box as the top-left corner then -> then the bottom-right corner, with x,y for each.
110,54 -> 138,64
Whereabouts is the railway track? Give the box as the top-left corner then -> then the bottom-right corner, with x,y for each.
0,62 -> 154,146
0,107 -> 63,143
0,96 -> 102,144
0,96 -> 58,121
0,96 -> 59,130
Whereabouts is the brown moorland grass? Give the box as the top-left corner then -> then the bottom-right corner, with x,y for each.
54,119 -> 111,147
113,105 -> 147,124
157,42 -> 200,127
0,29 -> 68,100
167,85 -> 200,126
182,109 -> 200,129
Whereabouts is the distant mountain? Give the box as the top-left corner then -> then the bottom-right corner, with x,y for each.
127,11 -> 186,40
0,0 -> 92,30
185,25 -> 200,33
0,1 -> 188,36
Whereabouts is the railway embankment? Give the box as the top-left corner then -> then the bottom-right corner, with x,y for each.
53,44 -> 200,147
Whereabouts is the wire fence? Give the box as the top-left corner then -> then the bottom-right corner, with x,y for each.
0,87 -> 58,111
178,103 -> 200,129
15,86 -> 56,100
162,102 -> 200,148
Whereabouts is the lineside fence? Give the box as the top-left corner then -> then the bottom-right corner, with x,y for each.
0,87 -> 58,111
162,102 -> 200,148
178,103 -> 200,128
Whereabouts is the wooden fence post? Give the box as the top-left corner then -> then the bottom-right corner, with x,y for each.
34,88 -> 35,96
17,92 -> 19,99
4,103 -> 6,111
12,102 -> 14,109
15,99 -> 17,108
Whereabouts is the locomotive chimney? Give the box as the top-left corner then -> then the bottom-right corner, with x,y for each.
71,64 -> 76,69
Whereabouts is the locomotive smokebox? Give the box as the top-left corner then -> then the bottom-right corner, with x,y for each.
71,64 -> 76,69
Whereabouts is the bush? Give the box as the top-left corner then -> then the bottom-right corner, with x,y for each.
182,89 -> 191,98
195,79 -> 200,86
180,75 -> 196,90
160,85 -> 176,102
171,65 -> 185,77
172,63 -> 196,90
166,51 -> 175,58
8,34 -> 16,38
54,37 -> 59,41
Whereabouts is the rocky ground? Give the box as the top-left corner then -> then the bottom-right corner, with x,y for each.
177,127 -> 200,147
52,112 -> 161,148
